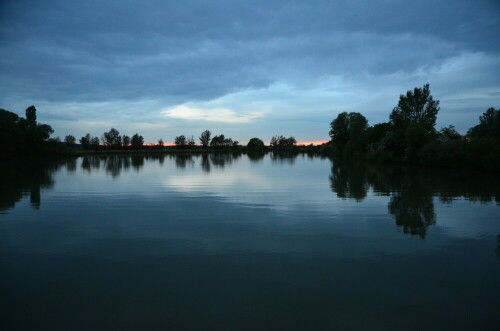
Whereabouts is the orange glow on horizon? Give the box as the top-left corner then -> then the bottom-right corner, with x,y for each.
296,140 -> 329,146
143,143 -> 176,146
141,140 -> 329,147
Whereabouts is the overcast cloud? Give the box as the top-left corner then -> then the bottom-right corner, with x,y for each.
1,0 -> 499,143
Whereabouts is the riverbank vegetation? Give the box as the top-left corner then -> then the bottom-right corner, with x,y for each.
328,84 -> 499,171
0,106 -> 68,158
1,84 -> 498,171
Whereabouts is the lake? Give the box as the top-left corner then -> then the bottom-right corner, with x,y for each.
1,153 -> 499,330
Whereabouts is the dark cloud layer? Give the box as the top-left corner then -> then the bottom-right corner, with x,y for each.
0,0 -> 499,140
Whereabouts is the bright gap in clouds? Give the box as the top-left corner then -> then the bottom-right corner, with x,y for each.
163,105 -> 264,124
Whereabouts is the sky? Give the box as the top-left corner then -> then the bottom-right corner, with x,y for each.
0,0 -> 499,144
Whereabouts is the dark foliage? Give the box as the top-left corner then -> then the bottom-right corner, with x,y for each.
329,112 -> 368,157
102,128 -> 122,147
64,135 -> 76,147
0,106 -> 57,157
131,133 -> 144,149
199,130 -> 211,149
247,137 -> 265,151
122,135 -> 131,147
175,135 -> 187,147
467,107 -> 500,140
327,85 -> 498,172
210,134 -> 235,149
329,160 -> 500,238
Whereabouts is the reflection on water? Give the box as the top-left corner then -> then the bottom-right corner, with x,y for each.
1,153 -> 499,330
2,154 -> 499,240
497,235 -> 500,257
247,150 -> 266,162
270,151 -> 298,165
329,161 -> 499,238
0,159 -> 60,212
210,152 -> 241,168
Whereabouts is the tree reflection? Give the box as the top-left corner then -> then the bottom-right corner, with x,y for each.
247,151 -> 266,163
388,180 -> 435,238
329,161 -> 368,201
65,158 -> 77,172
131,155 -> 144,171
270,151 -> 298,165
0,160 -> 61,212
201,154 -> 210,172
210,153 -> 240,168
81,156 -> 102,172
495,235 -> 500,258
170,154 -> 194,169
329,160 -> 500,238
105,156 -> 125,178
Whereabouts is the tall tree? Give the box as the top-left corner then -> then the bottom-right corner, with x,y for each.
102,128 -> 122,147
90,137 -> 100,148
329,112 -> 368,156
131,133 -> 144,149
199,130 -> 211,149
64,135 -> 76,147
175,135 -> 187,147
25,105 -> 37,124
389,84 -> 439,134
80,133 -> 91,149
389,84 -> 440,159
122,135 -> 131,147
467,107 -> 500,140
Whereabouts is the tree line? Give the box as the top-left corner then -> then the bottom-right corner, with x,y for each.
75,128 -> 297,153
328,84 -> 499,171
0,104 -> 299,157
2,85 -> 498,172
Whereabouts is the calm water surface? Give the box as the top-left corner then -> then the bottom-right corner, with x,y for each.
1,153 -> 499,330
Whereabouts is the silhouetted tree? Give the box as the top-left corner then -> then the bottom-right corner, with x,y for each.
187,135 -> 196,148
438,125 -> 461,142
102,128 -> 122,147
0,108 -> 22,155
366,122 -> 393,150
270,135 -> 296,148
131,133 -> 144,149
389,84 -> 439,160
270,135 -> 283,147
467,107 -> 500,140
329,112 -> 368,157
20,106 -> 54,154
210,134 -> 233,148
90,137 -> 100,149
25,105 -> 37,124
175,135 -> 187,148
122,135 -> 131,147
158,138 -> 164,147
199,130 -> 211,149
64,135 -> 76,147
80,133 -> 91,149
390,84 -> 439,134
247,137 -> 265,151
